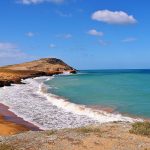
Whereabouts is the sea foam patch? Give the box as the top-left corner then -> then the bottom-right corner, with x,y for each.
0,77 -> 97,129
0,76 -> 139,130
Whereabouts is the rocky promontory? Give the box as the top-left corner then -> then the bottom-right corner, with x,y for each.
0,58 -> 76,87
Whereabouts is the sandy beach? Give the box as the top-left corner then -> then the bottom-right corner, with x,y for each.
0,115 -> 29,136
0,103 -> 41,136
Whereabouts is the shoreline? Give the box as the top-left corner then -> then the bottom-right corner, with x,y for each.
88,104 -> 150,121
0,95 -> 147,136
0,103 -> 41,136
0,75 -> 148,136
0,76 -> 142,133
0,69 -> 76,87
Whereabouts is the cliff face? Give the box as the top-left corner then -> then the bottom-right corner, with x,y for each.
0,58 -> 76,87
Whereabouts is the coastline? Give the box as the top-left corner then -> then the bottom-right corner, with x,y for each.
1,103 -> 150,150
0,58 -> 77,135
39,80 -> 139,123
0,76 -> 142,133
0,74 -> 147,136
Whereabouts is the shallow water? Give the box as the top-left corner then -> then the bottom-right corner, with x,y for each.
45,70 -> 150,118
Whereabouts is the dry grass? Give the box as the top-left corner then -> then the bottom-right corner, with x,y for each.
75,127 -> 102,135
130,122 -> 150,137
0,58 -> 76,87
0,143 -> 15,150
0,69 -> 43,78
45,130 -> 56,136
1,123 -> 150,150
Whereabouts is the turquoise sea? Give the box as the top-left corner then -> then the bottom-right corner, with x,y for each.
45,70 -> 150,119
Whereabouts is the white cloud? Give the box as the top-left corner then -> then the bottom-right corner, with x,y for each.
0,42 -> 29,58
122,37 -> 137,42
49,44 -> 56,48
92,10 -> 137,25
0,42 -> 17,50
99,40 -> 110,46
0,42 -> 35,66
55,10 -> 72,17
26,32 -> 35,37
64,34 -> 72,39
56,33 -> 72,39
0,49 -> 28,58
88,29 -> 103,36
18,0 -> 64,4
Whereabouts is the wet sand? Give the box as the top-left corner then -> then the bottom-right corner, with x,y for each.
0,115 -> 29,136
89,105 -> 117,113
89,104 -> 150,122
0,103 -> 41,136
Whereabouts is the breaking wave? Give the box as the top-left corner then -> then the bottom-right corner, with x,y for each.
0,76 -> 141,130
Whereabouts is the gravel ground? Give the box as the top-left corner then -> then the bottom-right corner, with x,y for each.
0,122 -> 150,150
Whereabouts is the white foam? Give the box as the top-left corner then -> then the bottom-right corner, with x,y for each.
0,77 -> 97,130
62,71 -> 72,75
39,81 -> 140,123
0,76 -> 141,130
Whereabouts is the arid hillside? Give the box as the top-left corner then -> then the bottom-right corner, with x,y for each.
0,58 -> 76,87
1,58 -> 75,72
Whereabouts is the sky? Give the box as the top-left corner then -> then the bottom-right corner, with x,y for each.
0,0 -> 150,69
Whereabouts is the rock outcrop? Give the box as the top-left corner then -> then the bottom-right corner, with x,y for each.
0,58 -> 76,87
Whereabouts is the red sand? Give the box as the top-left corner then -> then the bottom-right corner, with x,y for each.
0,103 -> 41,132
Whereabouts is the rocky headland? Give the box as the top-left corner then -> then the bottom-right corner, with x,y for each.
0,58 -> 76,87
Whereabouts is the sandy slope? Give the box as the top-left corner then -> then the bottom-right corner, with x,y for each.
0,122 -> 150,150
0,115 -> 28,136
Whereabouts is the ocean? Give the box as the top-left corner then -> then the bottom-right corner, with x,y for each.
1,69 -> 149,130
45,70 -> 150,119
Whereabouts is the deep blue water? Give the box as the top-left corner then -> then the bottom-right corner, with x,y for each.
45,70 -> 150,118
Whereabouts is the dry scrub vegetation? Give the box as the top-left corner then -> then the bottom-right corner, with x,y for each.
130,122 -> 150,137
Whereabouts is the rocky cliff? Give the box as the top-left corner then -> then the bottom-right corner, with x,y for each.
0,58 -> 76,87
